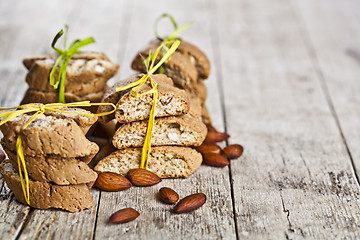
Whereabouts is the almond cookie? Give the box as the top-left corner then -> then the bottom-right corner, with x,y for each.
0,114 -> 99,158
0,159 -> 94,212
177,40 -> 210,79
112,113 -> 206,149
115,75 -> 189,123
131,39 -> 198,90
23,51 -> 119,95
4,147 -> 98,185
94,146 -> 202,178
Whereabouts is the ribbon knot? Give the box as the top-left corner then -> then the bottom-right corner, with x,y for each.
0,101 -> 116,205
116,40 -> 180,169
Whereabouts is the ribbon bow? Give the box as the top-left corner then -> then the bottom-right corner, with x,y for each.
146,14 -> 195,74
0,101 -> 116,205
116,40 -> 180,169
49,25 -> 95,103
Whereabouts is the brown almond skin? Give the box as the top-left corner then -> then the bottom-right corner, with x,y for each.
109,208 -> 140,223
95,172 -> 132,191
127,168 -> 162,187
206,124 -> 218,133
223,144 -> 244,159
0,150 -> 5,164
159,187 -> 179,204
174,193 -> 206,213
203,153 -> 229,167
204,131 -> 230,143
195,143 -> 221,155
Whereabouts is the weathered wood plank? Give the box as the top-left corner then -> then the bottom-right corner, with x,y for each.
0,1 -> 76,239
13,1 -> 131,240
293,0 -> 360,183
94,0 -> 236,239
214,0 -> 360,238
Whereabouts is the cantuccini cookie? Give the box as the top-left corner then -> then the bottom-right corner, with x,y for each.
0,114 -> 99,158
112,112 -> 207,149
201,105 -> 212,125
23,51 -> 119,95
19,105 -> 98,134
97,74 -> 175,124
115,74 -> 189,123
190,80 -> 207,105
176,40 -> 210,79
94,146 -> 202,178
0,159 -> 94,212
5,147 -> 98,185
131,40 -> 198,90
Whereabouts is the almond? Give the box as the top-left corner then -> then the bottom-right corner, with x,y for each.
159,187 -> 179,204
95,172 -> 132,191
109,208 -> 140,223
0,149 -> 5,164
206,124 -> 218,133
195,143 -> 221,155
127,168 -> 162,187
223,144 -> 244,159
204,131 -> 229,143
174,193 -> 206,213
160,95 -> 174,106
203,153 -> 229,167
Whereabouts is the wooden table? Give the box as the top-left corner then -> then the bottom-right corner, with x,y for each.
1,0 -> 360,239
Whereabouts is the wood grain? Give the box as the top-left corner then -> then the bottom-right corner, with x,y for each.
214,0 -> 360,238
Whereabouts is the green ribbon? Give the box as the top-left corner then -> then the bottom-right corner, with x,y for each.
147,14 -> 195,74
49,25 -> 95,103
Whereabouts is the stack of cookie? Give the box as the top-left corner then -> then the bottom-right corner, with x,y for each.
95,74 -> 207,178
0,107 -> 99,212
131,39 -> 212,125
21,52 -> 119,112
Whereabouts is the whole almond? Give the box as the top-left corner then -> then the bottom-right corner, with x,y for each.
203,153 -> 229,167
206,124 -> 218,133
127,168 -> 162,187
95,172 -> 132,191
159,187 -> 179,204
109,208 -> 140,223
195,143 -> 221,155
204,132 -> 230,143
223,144 -> 244,159
174,193 -> 206,213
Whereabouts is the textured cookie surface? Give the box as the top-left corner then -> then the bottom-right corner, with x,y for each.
24,51 -> 119,95
131,39 -> 198,89
115,75 -> 189,123
4,147 -> 98,185
0,160 -> 94,212
94,146 -> 202,178
0,114 -> 99,158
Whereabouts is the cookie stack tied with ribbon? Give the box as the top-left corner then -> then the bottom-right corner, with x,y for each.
95,40 -> 207,178
131,14 -> 212,125
0,102 -> 115,212
21,26 -> 119,112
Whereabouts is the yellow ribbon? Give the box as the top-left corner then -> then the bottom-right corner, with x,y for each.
116,40 -> 180,169
0,101 -> 116,205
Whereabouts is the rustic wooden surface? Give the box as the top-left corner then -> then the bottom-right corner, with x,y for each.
0,0 -> 360,239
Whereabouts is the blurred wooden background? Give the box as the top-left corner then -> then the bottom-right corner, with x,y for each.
1,0 -> 360,239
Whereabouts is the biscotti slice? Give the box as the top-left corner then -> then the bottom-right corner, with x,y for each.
5,147 -> 98,185
19,104 -> 98,134
0,114 -> 99,158
0,159 -> 94,212
113,111 -> 207,149
131,39 -> 198,90
177,40 -> 210,79
24,51 -> 119,95
20,88 -> 105,105
115,75 -> 190,123
94,146 -> 202,178
188,80 -> 207,106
